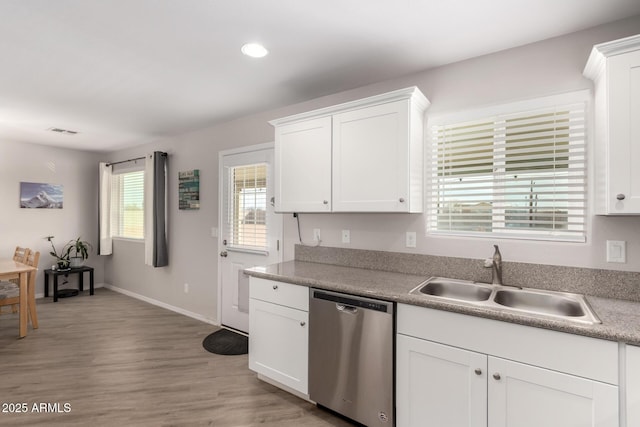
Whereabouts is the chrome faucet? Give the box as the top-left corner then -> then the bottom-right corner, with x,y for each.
491,245 -> 503,285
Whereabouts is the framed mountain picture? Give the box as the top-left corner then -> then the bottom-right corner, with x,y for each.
20,182 -> 64,209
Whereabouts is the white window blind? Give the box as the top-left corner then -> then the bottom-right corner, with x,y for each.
428,98 -> 586,241
224,163 -> 268,250
111,170 -> 145,239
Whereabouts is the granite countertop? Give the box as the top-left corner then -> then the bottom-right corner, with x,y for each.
246,260 -> 640,346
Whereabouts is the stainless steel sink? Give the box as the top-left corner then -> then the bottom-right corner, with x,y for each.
417,279 -> 492,302
494,289 -> 585,317
409,277 -> 601,325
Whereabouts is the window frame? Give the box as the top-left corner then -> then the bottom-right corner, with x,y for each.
110,167 -> 145,241
426,91 -> 589,243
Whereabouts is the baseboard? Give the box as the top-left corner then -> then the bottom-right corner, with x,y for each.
103,284 -> 219,326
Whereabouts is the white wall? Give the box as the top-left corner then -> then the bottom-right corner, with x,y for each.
0,140 -> 104,295
103,16 -> 640,323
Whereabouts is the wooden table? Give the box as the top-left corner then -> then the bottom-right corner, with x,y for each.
0,259 -> 36,338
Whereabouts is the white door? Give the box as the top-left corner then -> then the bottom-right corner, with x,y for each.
248,298 -> 309,394
396,334 -> 487,427
332,100 -> 410,212
274,116 -> 332,212
608,50 -> 640,213
219,143 -> 282,333
488,357 -> 618,427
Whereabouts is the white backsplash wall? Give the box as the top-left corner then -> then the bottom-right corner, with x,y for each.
0,140 -> 105,295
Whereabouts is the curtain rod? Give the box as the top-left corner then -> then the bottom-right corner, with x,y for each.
106,152 -> 167,167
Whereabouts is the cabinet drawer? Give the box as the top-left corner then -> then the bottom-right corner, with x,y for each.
249,277 -> 309,311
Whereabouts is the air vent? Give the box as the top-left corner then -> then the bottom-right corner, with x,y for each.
47,127 -> 78,135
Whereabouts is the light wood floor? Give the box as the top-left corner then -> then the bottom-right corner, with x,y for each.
0,289 -> 354,427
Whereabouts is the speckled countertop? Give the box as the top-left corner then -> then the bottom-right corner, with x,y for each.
246,260 -> 640,346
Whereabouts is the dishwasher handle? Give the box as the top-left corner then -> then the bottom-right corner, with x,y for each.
336,304 -> 358,314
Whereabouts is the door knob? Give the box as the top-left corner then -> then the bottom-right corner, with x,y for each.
219,251 -> 228,257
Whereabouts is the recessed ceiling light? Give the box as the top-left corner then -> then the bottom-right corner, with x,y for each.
241,43 -> 268,58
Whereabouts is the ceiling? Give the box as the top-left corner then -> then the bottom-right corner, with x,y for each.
1,1 -> 639,152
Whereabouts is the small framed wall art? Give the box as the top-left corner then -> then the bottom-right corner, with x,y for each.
178,169 -> 200,210
20,182 -> 64,209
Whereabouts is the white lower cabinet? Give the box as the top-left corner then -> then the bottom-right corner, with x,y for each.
248,278 -> 309,395
396,335 -> 487,427
396,304 -> 619,427
626,345 -> 640,426
489,357 -> 618,427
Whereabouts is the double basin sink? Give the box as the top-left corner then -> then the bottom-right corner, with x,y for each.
410,277 -> 601,325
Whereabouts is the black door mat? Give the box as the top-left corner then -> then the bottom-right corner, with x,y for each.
202,328 -> 248,355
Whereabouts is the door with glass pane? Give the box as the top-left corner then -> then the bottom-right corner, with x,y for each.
219,144 -> 281,333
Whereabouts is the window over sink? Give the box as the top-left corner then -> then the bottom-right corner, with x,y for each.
427,91 -> 587,242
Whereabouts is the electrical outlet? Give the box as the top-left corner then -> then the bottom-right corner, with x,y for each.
342,229 -> 351,244
313,228 -> 321,242
406,231 -> 417,248
184,283 -> 189,293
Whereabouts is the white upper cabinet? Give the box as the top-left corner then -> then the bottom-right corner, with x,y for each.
270,87 -> 429,213
274,116 -> 332,212
584,34 -> 640,214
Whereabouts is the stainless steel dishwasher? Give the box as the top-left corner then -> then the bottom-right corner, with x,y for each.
309,288 -> 395,426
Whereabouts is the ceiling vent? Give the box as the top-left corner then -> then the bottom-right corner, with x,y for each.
48,127 -> 78,135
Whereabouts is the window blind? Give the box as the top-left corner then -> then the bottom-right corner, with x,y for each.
224,163 -> 268,250
428,101 -> 586,241
110,170 -> 145,239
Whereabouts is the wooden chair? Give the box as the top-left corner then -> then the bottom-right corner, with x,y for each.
13,246 -> 30,264
0,247 -> 30,314
0,250 -> 40,328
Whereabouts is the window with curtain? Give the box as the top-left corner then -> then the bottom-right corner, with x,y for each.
224,163 -> 268,250
427,94 -> 587,242
110,170 -> 145,239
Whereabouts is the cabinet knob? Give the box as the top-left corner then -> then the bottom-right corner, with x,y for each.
493,373 -> 501,380
219,251 -> 228,257
617,194 -> 626,201
323,200 -> 329,205
399,197 -> 405,203
300,321 -> 306,327
474,368 -> 482,376
272,284 -> 278,290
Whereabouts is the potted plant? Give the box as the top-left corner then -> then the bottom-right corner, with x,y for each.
45,236 -> 93,269
67,237 -> 92,268
45,236 -> 71,270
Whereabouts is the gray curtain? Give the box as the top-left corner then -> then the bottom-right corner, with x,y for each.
152,152 -> 168,267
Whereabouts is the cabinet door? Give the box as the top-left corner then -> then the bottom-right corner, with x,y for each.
626,345 -> 640,426
248,298 -> 308,394
274,116 -> 332,212
332,100 -> 411,212
396,334 -> 487,427
488,357 -> 618,427
608,50 -> 640,213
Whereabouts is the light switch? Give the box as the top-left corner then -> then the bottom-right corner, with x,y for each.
606,240 -> 626,263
